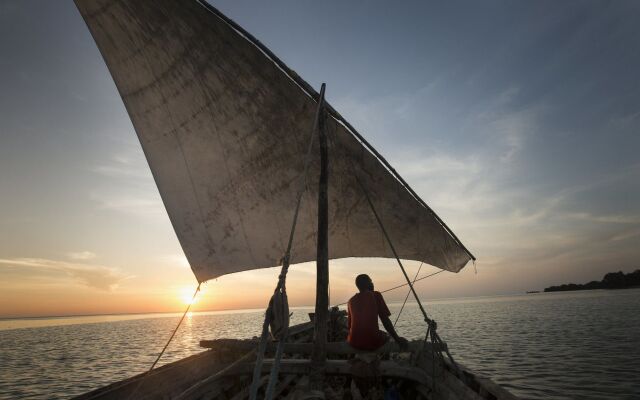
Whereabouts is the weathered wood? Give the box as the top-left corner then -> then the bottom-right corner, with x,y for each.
229,375 -> 268,400
226,370 -> 300,400
73,316 -> 520,400
474,376 -> 520,400
283,376 -> 310,400
199,339 -> 447,355
175,349 -> 257,400
417,352 -> 487,400
447,359 -> 519,400
269,374 -> 300,399
178,325 -> 314,400
72,350 -> 234,400
311,83 -> 329,391
228,335 -> 310,400
414,384 -> 432,400
181,376 -> 242,400
231,359 -> 434,387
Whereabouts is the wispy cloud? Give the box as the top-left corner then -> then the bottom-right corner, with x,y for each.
0,258 -> 130,290
91,194 -> 164,217
66,251 -> 97,260
91,149 -> 165,218
473,85 -> 533,164
158,254 -> 191,269
608,229 -> 640,243
332,75 -> 640,284
565,213 -> 640,225
92,153 -> 153,180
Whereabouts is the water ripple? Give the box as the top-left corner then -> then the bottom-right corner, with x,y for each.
0,289 -> 639,399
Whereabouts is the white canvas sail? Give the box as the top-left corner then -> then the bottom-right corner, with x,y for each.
75,0 -> 474,283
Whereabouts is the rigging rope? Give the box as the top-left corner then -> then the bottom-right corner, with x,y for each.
151,282 -> 201,370
250,84 -> 326,400
354,173 -> 468,381
394,260 -> 424,328
355,173 -> 432,322
332,253 -> 446,308
126,282 -> 201,400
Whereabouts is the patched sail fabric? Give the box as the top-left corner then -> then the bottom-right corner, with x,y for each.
75,0 -> 473,282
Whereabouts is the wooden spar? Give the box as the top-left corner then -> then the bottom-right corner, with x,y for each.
311,82 -> 328,390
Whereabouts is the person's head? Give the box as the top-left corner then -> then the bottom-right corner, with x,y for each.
355,274 -> 374,292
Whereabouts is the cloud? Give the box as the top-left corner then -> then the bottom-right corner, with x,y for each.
92,153 -> 153,180
158,254 -> 191,269
91,149 -> 165,218
67,251 -> 97,260
608,229 -> 640,243
565,213 -> 640,225
0,258 -> 129,291
331,85 -> 639,286
92,194 -> 165,217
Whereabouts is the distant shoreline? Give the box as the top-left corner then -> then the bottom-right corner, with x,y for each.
544,269 -> 640,292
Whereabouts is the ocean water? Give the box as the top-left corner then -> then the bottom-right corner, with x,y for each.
1,289 -> 639,399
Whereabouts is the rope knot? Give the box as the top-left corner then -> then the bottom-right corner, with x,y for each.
427,319 -> 438,332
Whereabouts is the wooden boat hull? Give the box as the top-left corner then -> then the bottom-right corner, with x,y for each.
73,319 -> 518,400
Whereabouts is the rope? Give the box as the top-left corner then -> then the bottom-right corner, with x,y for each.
394,260 -> 424,328
354,174 -> 469,382
126,282 -> 201,400
355,173 -> 432,324
249,298 -> 274,400
151,283 -> 201,369
333,269 -> 445,308
250,83 -> 326,400
264,328 -> 289,399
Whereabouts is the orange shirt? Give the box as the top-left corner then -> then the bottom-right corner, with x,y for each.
347,290 -> 391,350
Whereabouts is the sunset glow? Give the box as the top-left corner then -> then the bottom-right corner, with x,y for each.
180,287 -> 199,306
0,1 -> 638,320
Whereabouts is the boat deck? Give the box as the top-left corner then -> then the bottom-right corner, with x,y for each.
73,317 -> 518,400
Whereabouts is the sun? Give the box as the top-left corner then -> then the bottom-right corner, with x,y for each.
180,287 -> 198,306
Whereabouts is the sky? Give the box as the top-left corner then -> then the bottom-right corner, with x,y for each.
1,0 -> 639,318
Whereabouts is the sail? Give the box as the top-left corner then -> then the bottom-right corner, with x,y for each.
75,0 -> 473,283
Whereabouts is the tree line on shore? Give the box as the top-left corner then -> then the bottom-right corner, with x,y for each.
544,269 -> 640,292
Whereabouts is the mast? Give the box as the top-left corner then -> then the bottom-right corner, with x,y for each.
311,83 -> 328,390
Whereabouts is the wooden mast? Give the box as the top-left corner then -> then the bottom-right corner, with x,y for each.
311,83 -> 328,391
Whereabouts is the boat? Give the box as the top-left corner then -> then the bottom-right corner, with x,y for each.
72,0 -> 519,399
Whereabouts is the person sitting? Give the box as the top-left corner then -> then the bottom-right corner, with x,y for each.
347,274 -> 409,351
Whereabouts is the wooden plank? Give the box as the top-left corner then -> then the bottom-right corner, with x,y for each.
175,350 -> 257,400
226,359 -> 433,387
287,321 -> 314,336
200,339 -> 447,354
414,384 -> 432,400
282,376 -> 309,400
228,376 -> 268,400
177,327 -> 314,400
440,358 -> 521,400
417,354 -> 486,400
72,350 -> 235,400
474,377 -> 519,400
268,374 -> 299,399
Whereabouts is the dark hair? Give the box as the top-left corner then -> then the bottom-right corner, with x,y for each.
355,274 -> 371,290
